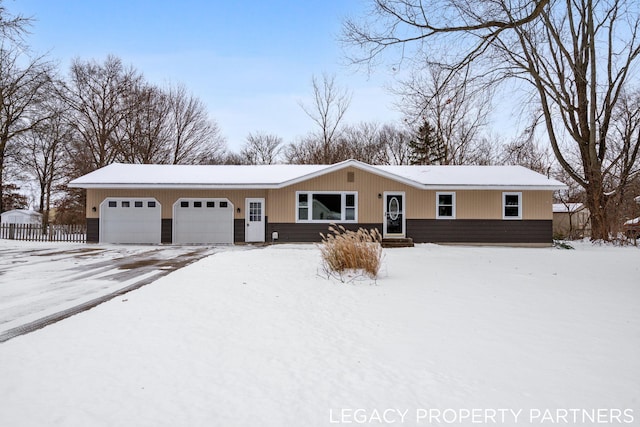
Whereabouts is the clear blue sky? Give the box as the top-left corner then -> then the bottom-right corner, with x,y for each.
10,0 -> 401,151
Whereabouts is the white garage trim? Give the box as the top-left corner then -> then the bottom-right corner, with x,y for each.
99,198 -> 161,244
172,198 -> 234,244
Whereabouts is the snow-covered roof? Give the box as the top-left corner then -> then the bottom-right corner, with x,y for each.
0,209 -> 42,218
68,159 -> 567,190
624,217 -> 640,226
552,203 -> 585,213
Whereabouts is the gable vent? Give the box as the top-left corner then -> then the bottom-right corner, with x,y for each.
347,171 -> 355,182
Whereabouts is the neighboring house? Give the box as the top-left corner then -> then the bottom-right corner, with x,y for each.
68,159 -> 566,246
624,217 -> 640,239
552,203 -> 590,239
0,209 -> 42,225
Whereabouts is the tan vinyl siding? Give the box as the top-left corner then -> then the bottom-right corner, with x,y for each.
86,189 -> 267,219
522,190 -> 554,220
268,167 -> 425,223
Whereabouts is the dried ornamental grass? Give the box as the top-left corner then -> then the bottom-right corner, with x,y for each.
319,225 -> 383,280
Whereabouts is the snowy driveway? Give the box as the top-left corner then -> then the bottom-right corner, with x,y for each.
0,241 -> 224,342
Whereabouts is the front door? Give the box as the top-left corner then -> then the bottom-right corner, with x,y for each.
245,198 -> 265,242
383,192 -> 405,237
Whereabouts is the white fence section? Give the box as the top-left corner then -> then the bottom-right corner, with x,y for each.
0,224 -> 86,243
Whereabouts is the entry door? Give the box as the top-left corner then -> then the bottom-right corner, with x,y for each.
383,192 -> 405,237
245,198 -> 265,242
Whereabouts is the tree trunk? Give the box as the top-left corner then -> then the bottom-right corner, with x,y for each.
584,169 -> 608,240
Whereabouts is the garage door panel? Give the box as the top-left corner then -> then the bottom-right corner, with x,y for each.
100,198 -> 161,244
173,199 -> 233,244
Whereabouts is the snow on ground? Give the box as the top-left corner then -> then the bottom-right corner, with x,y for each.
0,242 -> 638,426
0,240 -> 219,336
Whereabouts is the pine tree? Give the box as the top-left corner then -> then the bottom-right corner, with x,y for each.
408,120 -> 446,165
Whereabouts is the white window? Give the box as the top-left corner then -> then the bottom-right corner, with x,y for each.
436,192 -> 456,219
503,192 -> 522,219
296,192 -> 357,222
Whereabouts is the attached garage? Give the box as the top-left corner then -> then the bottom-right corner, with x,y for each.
100,198 -> 161,244
172,198 -> 234,244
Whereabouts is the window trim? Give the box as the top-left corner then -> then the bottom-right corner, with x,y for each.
436,191 -> 456,219
502,192 -> 523,220
296,191 -> 358,223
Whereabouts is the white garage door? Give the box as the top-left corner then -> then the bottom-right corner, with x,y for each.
100,198 -> 161,244
172,198 -> 234,244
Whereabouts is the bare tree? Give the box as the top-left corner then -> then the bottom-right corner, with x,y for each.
119,83 -> 171,164
396,63 -> 493,164
298,73 -> 352,162
344,0 -> 640,240
339,122 -> 389,164
61,55 -> 143,174
379,123 -> 412,165
15,102 -> 71,226
0,46 -> 53,212
0,0 -> 32,44
240,131 -> 282,164
166,83 -> 226,164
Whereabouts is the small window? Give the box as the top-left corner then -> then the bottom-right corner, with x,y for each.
298,193 -> 309,220
121,201 -> 130,208
148,201 -> 156,208
134,201 -> 143,208
436,192 -> 455,219
249,202 -> 262,222
503,192 -> 522,219
345,194 -> 356,221
108,201 -> 117,208
219,201 -> 228,208
194,201 -> 202,208
180,201 -> 189,208
206,201 -> 215,208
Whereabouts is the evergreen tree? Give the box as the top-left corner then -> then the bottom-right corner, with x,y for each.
1,183 -> 28,212
408,120 -> 446,165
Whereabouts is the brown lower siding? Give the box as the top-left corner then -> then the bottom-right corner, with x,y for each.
268,220 -> 552,244
161,219 -> 172,243
234,218 -> 245,243
86,217 -> 552,245
267,223 -> 383,243
86,218 -> 99,243
407,219 -> 553,244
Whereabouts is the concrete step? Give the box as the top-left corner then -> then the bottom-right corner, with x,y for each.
381,237 -> 414,248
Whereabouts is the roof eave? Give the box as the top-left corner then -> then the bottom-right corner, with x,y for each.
421,185 -> 567,191
67,183 -> 281,190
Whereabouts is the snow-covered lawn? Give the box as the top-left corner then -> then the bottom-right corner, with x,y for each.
0,240 -> 219,338
0,242 -> 638,426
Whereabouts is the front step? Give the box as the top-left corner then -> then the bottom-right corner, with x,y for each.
381,237 -> 414,248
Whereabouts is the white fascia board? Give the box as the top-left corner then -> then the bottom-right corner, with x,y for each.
277,159 -> 425,189
420,185 -> 568,191
67,183 -> 282,189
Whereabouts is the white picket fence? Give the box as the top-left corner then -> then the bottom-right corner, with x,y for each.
0,223 -> 86,243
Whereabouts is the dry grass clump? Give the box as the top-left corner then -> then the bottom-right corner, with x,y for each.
319,225 -> 383,280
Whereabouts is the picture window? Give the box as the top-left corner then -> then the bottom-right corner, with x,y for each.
296,192 -> 357,222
